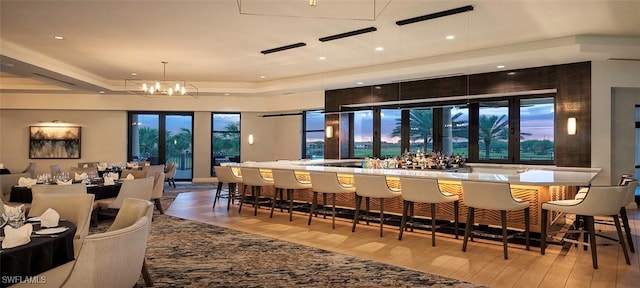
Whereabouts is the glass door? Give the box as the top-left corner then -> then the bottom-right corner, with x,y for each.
129,112 -> 193,180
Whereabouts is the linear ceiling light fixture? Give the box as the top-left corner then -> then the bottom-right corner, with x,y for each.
396,5 -> 474,26
261,42 -> 307,54
319,27 -> 377,42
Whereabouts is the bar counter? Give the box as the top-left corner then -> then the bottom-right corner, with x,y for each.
226,160 -> 601,233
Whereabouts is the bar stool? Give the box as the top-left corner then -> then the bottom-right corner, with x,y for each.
271,169 -> 311,221
398,177 -> 459,246
541,185 -> 631,269
308,171 -> 356,229
239,167 -> 274,216
352,174 -> 401,237
213,166 -> 243,211
461,180 -> 530,260
620,180 -> 638,253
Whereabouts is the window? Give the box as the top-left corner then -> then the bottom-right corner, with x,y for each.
478,100 -> 509,160
128,112 -> 194,180
407,108 -> 433,154
212,113 -> 240,176
381,109 -> 401,157
445,106 -> 469,158
353,110 -> 373,157
519,97 -> 554,161
302,110 -> 324,159
339,95 -> 553,164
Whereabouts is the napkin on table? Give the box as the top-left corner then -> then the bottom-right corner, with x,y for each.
74,172 -> 88,181
40,208 -> 60,228
56,179 -> 72,185
126,173 -> 135,180
103,177 -> 115,186
97,163 -> 108,171
18,177 -> 38,188
2,223 -> 33,249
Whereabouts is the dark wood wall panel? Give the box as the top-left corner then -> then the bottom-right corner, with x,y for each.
399,76 -> 468,100
554,62 -> 591,167
324,61 -> 592,167
469,66 -> 557,95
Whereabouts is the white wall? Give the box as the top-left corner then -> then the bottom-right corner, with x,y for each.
592,60 -> 640,185
611,88 -> 640,183
0,109 -> 127,176
0,90 -> 324,182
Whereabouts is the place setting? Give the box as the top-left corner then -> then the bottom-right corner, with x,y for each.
1,205 -> 70,251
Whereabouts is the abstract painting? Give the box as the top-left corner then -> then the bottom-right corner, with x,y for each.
29,126 -> 81,159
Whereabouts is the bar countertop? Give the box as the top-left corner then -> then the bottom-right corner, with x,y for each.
226,159 -> 601,186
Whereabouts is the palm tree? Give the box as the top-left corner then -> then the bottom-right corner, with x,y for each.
391,109 -> 432,152
479,114 -> 508,159
391,109 -> 467,153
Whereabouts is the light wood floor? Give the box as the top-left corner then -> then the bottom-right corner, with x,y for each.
166,189 -> 640,288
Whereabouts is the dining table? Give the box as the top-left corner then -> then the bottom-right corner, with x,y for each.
9,182 -> 122,203
0,221 -> 76,287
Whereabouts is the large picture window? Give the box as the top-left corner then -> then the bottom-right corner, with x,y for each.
353,110 -> 373,157
302,110 -> 324,159
128,112 -> 194,180
212,113 -> 241,176
342,95 -> 553,164
519,97 -> 554,161
478,100 -> 509,160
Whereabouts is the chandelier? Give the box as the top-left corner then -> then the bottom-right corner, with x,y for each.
125,61 -> 198,98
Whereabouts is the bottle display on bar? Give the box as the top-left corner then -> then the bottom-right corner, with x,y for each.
361,150 -> 465,170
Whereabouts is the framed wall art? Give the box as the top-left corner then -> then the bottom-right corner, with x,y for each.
29,126 -> 81,159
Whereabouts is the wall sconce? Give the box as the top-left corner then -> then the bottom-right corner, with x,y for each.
567,117 -> 577,135
248,134 -> 254,145
325,126 -> 334,138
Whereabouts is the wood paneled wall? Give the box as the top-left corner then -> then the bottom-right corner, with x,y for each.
324,62 -> 591,167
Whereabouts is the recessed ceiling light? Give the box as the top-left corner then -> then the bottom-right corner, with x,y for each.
131,72 -> 138,76
496,65 -> 505,69
446,35 -> 455,40
356,81 -> 364,85
375,47 -> 384,51
53,36 -> 64,40
224,93 -> 230,96
319,56 -> 326,60
260,75 -> 266,79
99,91 -> 105,94
507,72 -> 516,76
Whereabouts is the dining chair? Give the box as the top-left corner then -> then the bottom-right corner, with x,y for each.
541,185 -> 631,269
50,164 -> 63,176
213,166 -> 243,211
0,172 -> 30,204
150,172 -> 166,214
308,171 -> 356,229
461,180 -> 530,260
164,162 -> 177,188
120,169 -> 148,179
352,174 -> 402,237
94,177 -> 154,219
106,198 -> 155,287
271,169 -> 311,221
31,183 -> 87,195
28,193 -> 95,257
142,164 -> 166,178
398,177 -> 460,246
238,167 -> 274,216
14,213 -> 152,288
69,166 -> 98,177
20,162 -> 37,178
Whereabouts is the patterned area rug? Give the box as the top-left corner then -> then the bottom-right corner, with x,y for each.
92,183 -> 486,288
